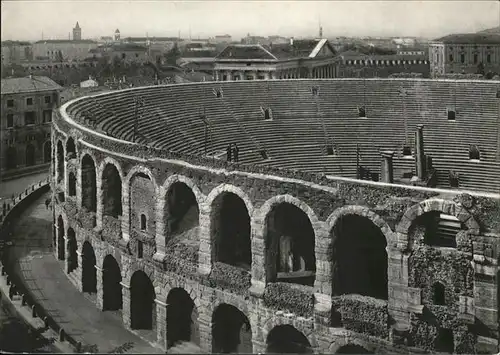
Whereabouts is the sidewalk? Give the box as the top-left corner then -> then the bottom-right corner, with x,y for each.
5,192 -> 164,354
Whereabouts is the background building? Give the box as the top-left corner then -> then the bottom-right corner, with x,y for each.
1,75 -> 62,179
1,41 -> 33,65
73,22 -> 82,41
429,33 -> 500,77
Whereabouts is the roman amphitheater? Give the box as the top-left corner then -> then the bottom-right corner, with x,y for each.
51,78 -> 500,354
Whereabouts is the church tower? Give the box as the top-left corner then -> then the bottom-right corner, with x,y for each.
73,22 -> 82,41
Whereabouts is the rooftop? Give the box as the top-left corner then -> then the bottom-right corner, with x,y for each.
433,33 -> 500,45
1,40 -> 32,46
1,76 -> 62,95
34,39 -> 97,44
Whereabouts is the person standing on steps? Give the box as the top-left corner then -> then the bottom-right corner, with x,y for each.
226,143 -> 232,162
233,143 -> 240,163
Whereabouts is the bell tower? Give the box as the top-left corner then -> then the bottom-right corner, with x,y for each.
73,22 -> 81,41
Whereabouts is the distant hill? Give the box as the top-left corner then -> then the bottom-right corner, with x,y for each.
478,26 -> 500,34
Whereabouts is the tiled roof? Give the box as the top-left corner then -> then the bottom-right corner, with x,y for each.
216,45 -> 277,60
433,33 -> 500,45
1,76 -> 62,94
338,51 -> 427,61
265,39 -> 322,60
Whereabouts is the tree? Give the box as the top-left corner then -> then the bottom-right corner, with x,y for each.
164,43 -> 181,66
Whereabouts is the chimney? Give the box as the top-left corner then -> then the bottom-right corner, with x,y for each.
290,37 -> 294,46
380,151 -> 394,183
415,124 -> 426,180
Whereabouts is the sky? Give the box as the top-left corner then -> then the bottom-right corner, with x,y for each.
1,0 -> 499,41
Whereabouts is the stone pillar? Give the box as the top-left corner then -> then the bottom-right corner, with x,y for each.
75,250 -> 83,292
76,161 -> 83,209
380,151 -> 395,183
214,71 -> 220,81
387,248 -> 411,328
415,124 -> 426,180
308,67 -> 313,78
96,172 -> 103,230
198,306 -> 213,352
95,264 -> 104,310
121,186 -> 130,243
121,281 -> 132,329
250,217 -> 266,297
227,71 -> 233,81
154,192 -> 167,261
197,208 -> 212,276
155,299 -> 168,349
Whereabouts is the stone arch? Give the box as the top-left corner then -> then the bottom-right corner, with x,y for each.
57,215 -> 65,260
328,206 -> 389,300
100,158 -> 124,218
266,324 -> 313,354
166,287 -> 199,348
102,254 -> 122,311
258,195 -> 318,286
328,338 -> 374,354
43,141 -> 51,163
56,140 -> 64,182
65,136 -> 76,157
397,199 -> 480,250
205,184 -> 253,216
207,185 -> 252,270
82,241 -> 97,293
81,153 -> 97,212
66,227 -> 78,273
161,175 -> 205,208
25,143 -> 36,166
212,303 -> 252,354
130,270 -> 156,330
125,165 -> 158,194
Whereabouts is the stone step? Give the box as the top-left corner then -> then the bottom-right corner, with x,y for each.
168,341 -> 203,354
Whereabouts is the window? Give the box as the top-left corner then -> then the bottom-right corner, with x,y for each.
487,54 -> 491,63
43,110 -> 52,123
402,145 -> 412,156
222,75 -> 228,81
140,214 -> 147,231
469,145 -> 480,160
449,54 -> 453,62
7,99 -> 14,108
358,106 -> 366,118
44,96 -> 51,104
257,75 -> 265,80
473,54 -> 478,64
26,98 -> 33,106
460,54 -> 465,63
7,114 -> 14,128
137,240 -> 143,258
432,282 -> 446,305
24,111 -> 35,125
447,110 -> 456,121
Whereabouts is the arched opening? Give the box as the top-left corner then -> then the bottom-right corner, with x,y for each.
43,141 -> 51,163
336,344 -> 373,354
435,328 -> 454,353
102,163 -> 122,218
82,241 -> 97,293
212,304 -> 251,354
130,270 -> 155,330
140,214 -> 147,230
66,137 -> 76,158
409,212 -> 463,248
167,288 -> 199,348
331,214 -> 388,299
57,215 -> 65,260
102,255 -> 122,311
81,155 -> 97,212
6,146 -> 17,170
165,182 -> 199,238
211,192 -> 251,270
266,325 -> 313,354
432,282 -> 446,305
25,144 -> 35,166
66,228 -> 77,273
68,172 -> 76,196
265,203 -> 316,286
56,140 -> 64,182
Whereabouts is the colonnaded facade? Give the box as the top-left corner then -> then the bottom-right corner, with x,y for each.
50,81 -> 500,354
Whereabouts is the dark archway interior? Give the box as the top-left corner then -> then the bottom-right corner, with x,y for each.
66,137 -> 76,157
212,192 -> 251,269
411,212 -> 462,248
44,141 -> 51,163
56,141 -> 64,181
130,271 -> 156,330
82,241 -> 97,293
67,228 -> 78,273
434,328 -> 454,353
81,155 -> 97,212
69,172 -> 77,196
103,255 -> 122,311
25,144 -> 35,166
336,344 -> 373,354
332,215 -> 388,300
266,203 -> 316,286
266,325 -> 313,354
212,304 -> 252,354
6,147 -> 17,169
102,164 -> 122,217
432,282 -> 446,305
167,288 -> 199,348
166,182 -> 199,236
57,216 -> 65,260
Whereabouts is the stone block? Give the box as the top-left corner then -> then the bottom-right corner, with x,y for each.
474,283 -> 497,309
474,306 -> 498,328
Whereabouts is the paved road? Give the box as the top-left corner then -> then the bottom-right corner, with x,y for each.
5,192 -> 164,354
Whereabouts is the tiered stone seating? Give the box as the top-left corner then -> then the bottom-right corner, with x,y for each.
66,79 -> 500,193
